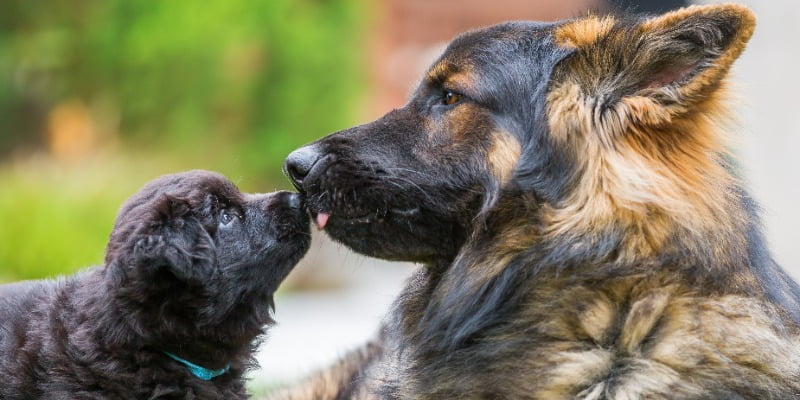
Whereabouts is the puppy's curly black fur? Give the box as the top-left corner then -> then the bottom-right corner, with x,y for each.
0,170 -> 309,399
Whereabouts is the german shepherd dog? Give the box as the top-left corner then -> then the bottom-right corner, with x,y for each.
280,4 -> 800,399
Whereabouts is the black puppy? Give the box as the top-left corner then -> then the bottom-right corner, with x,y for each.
0,170 -> 309,399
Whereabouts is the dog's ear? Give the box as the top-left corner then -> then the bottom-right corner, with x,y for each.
550,4 -> 755,130
107,194 -> 216,285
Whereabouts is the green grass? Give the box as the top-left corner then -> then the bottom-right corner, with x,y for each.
247,382 -> 278,398
0,157 -> 125,281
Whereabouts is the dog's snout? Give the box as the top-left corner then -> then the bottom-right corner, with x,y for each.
284,145 -> 322,191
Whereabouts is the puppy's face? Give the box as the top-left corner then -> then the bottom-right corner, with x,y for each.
105,170 -> 310,332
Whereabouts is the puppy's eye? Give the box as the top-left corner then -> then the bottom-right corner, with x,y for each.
219,209 -> 237,226
442,90 -> 462,106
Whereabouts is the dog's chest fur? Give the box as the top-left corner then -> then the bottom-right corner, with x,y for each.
380,269 -> 800,400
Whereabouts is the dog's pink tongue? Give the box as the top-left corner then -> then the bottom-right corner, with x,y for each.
315,212 -> 330,229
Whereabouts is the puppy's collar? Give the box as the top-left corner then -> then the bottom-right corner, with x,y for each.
163,351 -> 230,381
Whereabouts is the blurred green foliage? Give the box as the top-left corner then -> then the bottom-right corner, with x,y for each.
0,156 -> 137,281
0,0 -> 365,178
0,0 -> 366,281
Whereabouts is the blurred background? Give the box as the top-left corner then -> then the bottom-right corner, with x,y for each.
0,0 -> 797,392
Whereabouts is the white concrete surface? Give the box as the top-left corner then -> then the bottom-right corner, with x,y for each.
706,0 -> 800,278
251,235 -> 416,386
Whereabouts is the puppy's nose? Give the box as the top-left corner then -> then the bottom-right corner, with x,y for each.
284,145 -> 322,191
286,192 -> 303,209
260,191 -> 304,211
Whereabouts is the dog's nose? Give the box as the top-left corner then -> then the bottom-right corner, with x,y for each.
284,145 -> 322,190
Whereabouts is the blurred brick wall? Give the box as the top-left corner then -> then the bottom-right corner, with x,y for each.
365,0 -> 599,117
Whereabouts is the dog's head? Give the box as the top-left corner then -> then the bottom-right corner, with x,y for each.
286,4 -> 755,266
104,170 -> 309,337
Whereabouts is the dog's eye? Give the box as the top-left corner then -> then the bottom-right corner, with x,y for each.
219,209 -> 237,226
442,90 -> 462,106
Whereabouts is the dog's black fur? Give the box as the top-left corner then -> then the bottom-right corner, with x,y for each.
0,170 -> 309,399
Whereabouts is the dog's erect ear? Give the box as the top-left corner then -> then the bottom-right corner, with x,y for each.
108,194 -> 215,285
551,4 -> 755,128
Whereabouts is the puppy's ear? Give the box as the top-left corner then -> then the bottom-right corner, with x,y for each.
108,194 -> 216,285
550,4 -> 755,130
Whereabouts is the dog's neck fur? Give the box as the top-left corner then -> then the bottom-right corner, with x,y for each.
400,180 -> 800,354
383,187 -> 800,398
74,267 -> 264,371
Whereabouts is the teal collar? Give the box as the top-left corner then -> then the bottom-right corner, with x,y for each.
163,351 -> 230,381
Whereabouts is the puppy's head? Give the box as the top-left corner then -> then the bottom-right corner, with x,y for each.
104,170 -> 309,335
